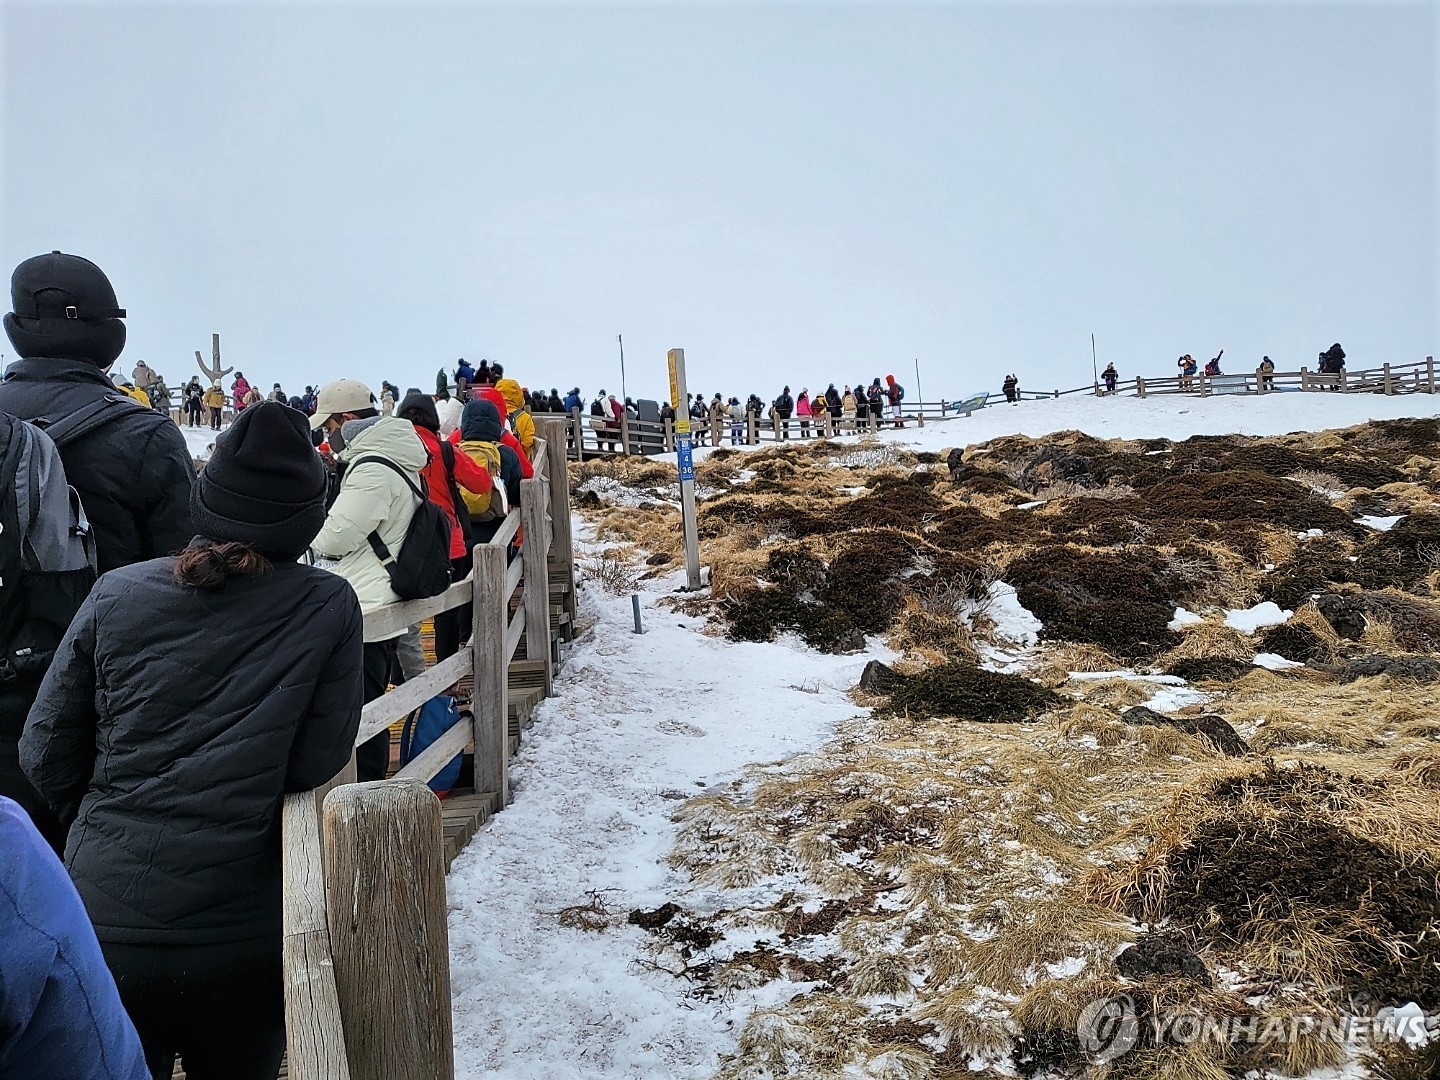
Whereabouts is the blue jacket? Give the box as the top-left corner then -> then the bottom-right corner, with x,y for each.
562,391 -> 581,413
0,797 -> 148,1079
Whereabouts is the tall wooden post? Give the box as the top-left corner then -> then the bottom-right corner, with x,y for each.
1136,377 -> 1146,398
539,421 -> 577,631
520,476 -> 554,695
323,781 -> 454,1080
1339,368 -> 1348,392
710,409 -> 722,447
747,412 -> 758,445
472,544 -> 509,807
619,408 -> 631,456
1301,366 -> 1310,391
663,418 -> 674,452
1427,357 -> 1435,394
570,407 -> 584,462
1383,363 -> 1394,395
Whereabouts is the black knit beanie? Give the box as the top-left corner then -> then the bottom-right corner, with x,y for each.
191,401 -> 327,561
396,391 -> 440,432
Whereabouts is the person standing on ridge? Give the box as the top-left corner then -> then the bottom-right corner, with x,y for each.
885,374 -> 906,427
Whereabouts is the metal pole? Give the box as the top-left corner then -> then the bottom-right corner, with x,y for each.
914,358 -> 922,411
618,334 -> 627,403
1091,333 -> 1098,387
667,348 -> 703,592
631,594 -> 645,634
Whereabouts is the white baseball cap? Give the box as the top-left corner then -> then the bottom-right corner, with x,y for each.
310,378 -> 375,429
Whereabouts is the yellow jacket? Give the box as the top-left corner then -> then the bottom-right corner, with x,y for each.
202,387 -> 226,409
494,378 -> 535,459
120,385 -> 150,407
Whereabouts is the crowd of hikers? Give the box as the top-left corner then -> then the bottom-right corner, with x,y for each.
0,252 -> 549,1079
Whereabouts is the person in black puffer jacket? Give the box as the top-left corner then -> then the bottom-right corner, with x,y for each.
20,401 -> 362,1080
0,252 -> 195,575
0,252 -> 196,854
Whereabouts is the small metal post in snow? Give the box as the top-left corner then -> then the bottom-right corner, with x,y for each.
632,594 -> 645,634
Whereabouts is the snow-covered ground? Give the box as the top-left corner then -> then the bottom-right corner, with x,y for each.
437,389 -> 1437,1077
446,538 -> 888,1078
732,389 -> 1438,456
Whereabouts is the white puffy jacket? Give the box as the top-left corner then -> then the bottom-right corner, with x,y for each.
312,417 -> 428,637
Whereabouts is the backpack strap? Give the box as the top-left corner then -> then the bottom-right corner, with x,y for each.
438,441 -> 473,548
34,393 -> 144,451
346,454 -> 425,565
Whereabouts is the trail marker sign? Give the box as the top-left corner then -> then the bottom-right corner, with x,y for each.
667,348 -> 703,592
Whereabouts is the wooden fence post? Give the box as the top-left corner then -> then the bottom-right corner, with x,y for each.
472,544 -> 509,807
1255,367 -> 1266,395
747,413 -> 758,445
570,407 -> 584,462
539,421 -> 577,630
663,418 -> 674,452
771,413 -> 782,442
1300,367 -> 1310,391
1427,357 -> 1435,394
710,411 -> 722,446
1383,363 -> 1394,395
520,476 -> 553,696
282,780 -> 352,1080
323,781 -> 454,1080
1339,368 -> 1348,392
619,409 -> 632,455
1135,377 -> 1146,398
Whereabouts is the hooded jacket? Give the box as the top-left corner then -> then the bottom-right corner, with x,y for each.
311,416 -> 428,628
0,357 -> 195,576
457,399 -> 522,512
417,424 -> 491,559
494,378 -> 535,459
450,389 -> 534,480
20,559 -> 362,946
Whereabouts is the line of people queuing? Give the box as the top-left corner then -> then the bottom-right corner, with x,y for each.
0,251 -> 551,1079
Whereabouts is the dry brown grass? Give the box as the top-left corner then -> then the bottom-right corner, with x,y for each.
1161,621 -> 1255,662
570,424 -> 1440,1080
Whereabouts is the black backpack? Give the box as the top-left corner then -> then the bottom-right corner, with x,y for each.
350,455 -> 453,600
0,398 -> 121,686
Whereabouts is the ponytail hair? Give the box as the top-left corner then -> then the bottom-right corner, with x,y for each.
174,539 -> 272,588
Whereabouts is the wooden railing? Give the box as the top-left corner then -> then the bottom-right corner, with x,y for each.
280,421 -> 575,1080
556,355 -> 1437,458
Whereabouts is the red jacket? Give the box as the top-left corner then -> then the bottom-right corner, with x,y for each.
415,425 -> 493,559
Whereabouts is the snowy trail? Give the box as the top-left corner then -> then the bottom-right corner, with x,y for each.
445,539 -> 880,1078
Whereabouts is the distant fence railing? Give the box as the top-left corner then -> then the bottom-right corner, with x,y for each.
555,355 -> 1437,458
280,422 -> 575,1080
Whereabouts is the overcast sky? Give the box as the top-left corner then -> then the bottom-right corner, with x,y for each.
2,2 -> 1434,403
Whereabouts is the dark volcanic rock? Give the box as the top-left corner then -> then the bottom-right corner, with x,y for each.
1121,706 -> 1249,756
859,660 -> 900,693
1316,593 -> 1368,640
1116,933 -> 1213,986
